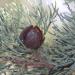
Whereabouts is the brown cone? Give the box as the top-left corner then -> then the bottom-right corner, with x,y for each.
19,25 -> 45,49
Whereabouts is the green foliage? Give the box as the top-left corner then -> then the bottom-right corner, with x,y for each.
48,1 -> 75,75
26,1 -> 58,35
0,0 -> 58,75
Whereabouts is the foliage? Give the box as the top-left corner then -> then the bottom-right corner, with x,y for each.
25,0 -> 58,35
48,1 -> 75,75
0,0 -> 58,75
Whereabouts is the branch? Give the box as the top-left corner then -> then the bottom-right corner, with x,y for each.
0,56 -> 55,70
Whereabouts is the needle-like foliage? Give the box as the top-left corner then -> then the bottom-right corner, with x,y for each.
0,0 -> 58,75
48,1 -> 75,75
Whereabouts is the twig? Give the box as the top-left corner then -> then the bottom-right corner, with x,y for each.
0,56 -> 55,70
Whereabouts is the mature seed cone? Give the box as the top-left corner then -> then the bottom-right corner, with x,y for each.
19,25 -> 45,49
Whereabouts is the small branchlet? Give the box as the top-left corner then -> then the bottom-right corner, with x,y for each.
27,1 -> 58,35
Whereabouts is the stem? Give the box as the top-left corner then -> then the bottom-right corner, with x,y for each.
0,56 -> 55,69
